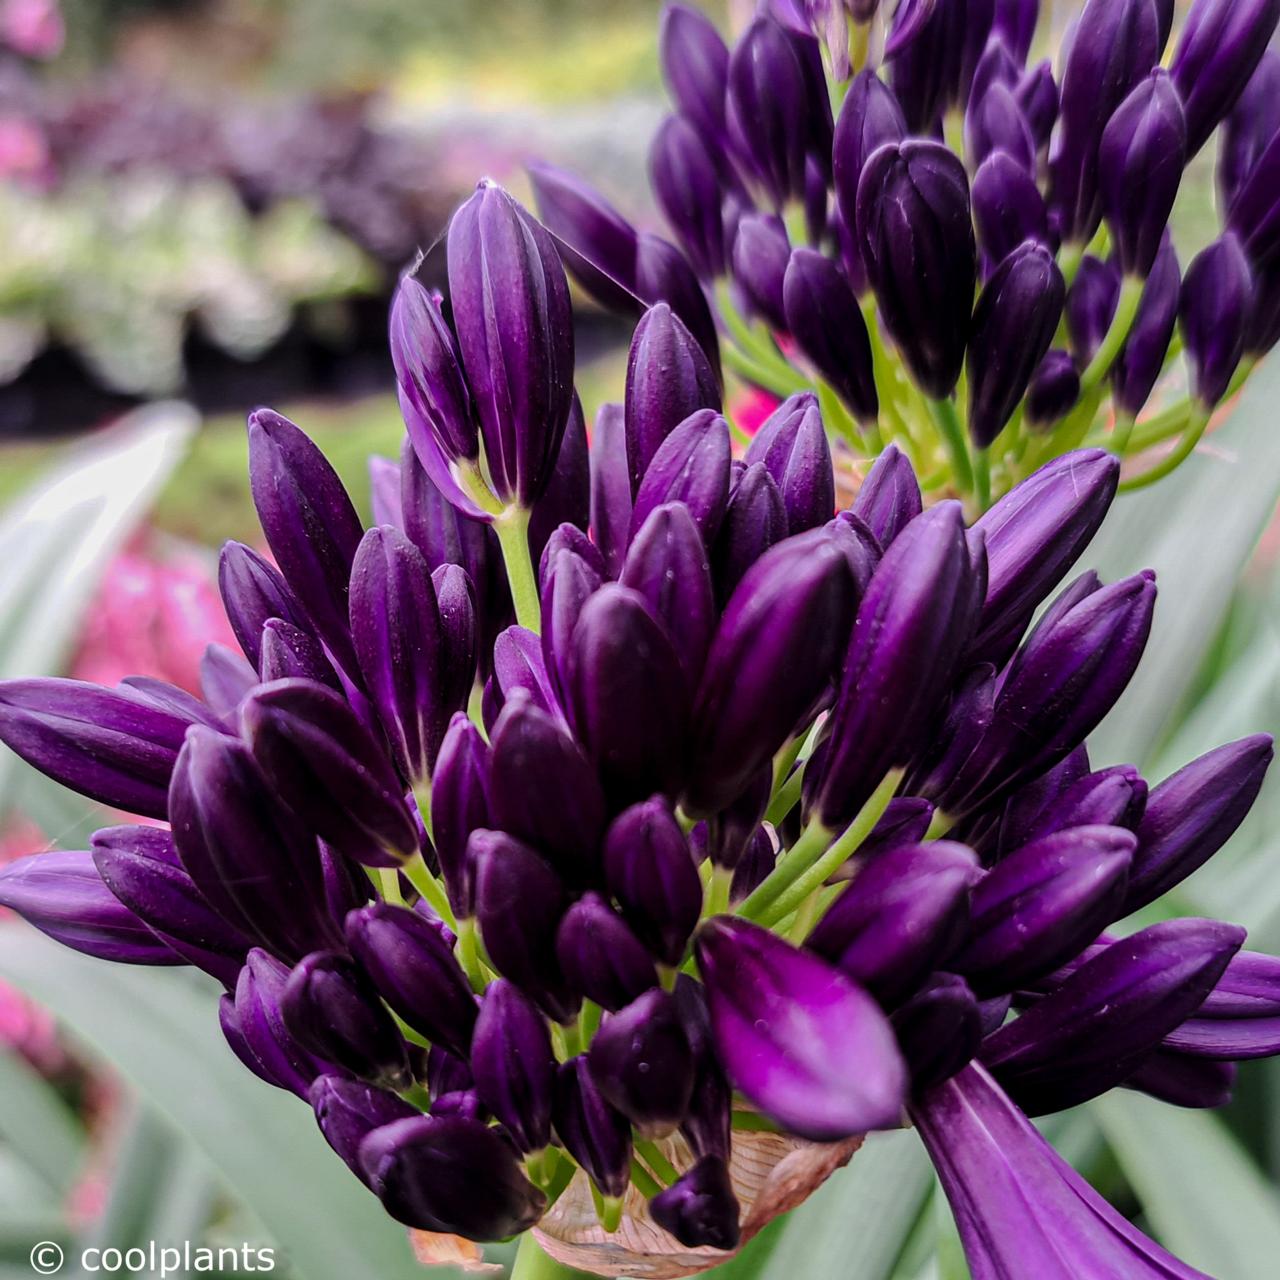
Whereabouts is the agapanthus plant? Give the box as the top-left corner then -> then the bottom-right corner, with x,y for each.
0,167 -> 1276,1280
532,0 -> 1280,513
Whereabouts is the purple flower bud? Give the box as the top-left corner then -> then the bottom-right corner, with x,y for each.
368,454 -> 402,530
200,648 -> 264,720
389,275 -> 477,471
489,695 -> 606,886
1129,1051 -> 1237,1109
849,445 -> 922,549
966,241 -> 1065,449
218,541 -> 309,671
856,141 -> 976,399
429,715 -> 490,916
1163,1015 -> 1280,1060
939,572 -> 1156,817
730,826 -> 778,904
672,975 -> 733,1159
660,5 -> 730,144
743,393 -> 834,536
712,463 -> 788,603
832,72 -> 907,293
1066,255 -> 1121,365
471,830 -> 577,1023
170,727 -> 337,961
966,82 -> 1035,172
634,232 -> 722,376
588,989 -> 694,1137
651,115 -> 726,280
814,503 -> 976,830
566,585 -> 689,805
1198,949 -> 1280,1019
309,1075 -> 418,1185
891,972 -> 982,1093
992,0 -> 1038,63
538,522 -> 604,596
529,393 -> 591,572
556,892 -> 658,1014
1171,0 -> 1280,157
345,902 -> 477,1058
242,679 -> 418,868
91,825 -> 249,985
630,409 -> 732,547
1022,766 -> 1148,842
227,949 -> 336,1096
604,798 -> 702,970
783,249 -> 879,425
248,409 -> 364,681
260,619 -> 338,688
527,163 -> 640,315
1024,350 -> 1081,431
0,848 -> 182,967
358,1114 -> 546,1239
625,304 -> 722,495
622,503 -> 716,687
970,450 -> 1119,663
954,825 -> 1135,996
589,402 -> 632,579
688,531 -> 856,817
913,1061 -> 1217,1279
540,547 -> 603,710
468,978 -> 556,1153
0,678 -> 196,820
553,1056 -> 632,1199
1112,236 -> 1181,417
1247,260 -> 1280,355
650,1155 -> 741,1251
808,842 -> 981,1008
447,181 -> 575,508
730,213 -> 792,332
1015,60 -> 1059,150
983,918 -> 1244,1114
492,626 -> 561,724
830,798 -> 936,877
1218,50 -> 1280,210
281,950 -> 412,1089
1124,735 -> 1273,914
697,917 -> 906,1139
1180,233 -> 1254,407
972,151 -> 1052,271
1227,130 -> 1280,271
888,0 -> 996,131
349,528 -> 442,784
727,17 -> 827,208
1049,0 -> 1161,246
1100,70 -> 1188,278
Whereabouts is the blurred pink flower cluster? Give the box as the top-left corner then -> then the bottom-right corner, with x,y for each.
0,0 -> 62,60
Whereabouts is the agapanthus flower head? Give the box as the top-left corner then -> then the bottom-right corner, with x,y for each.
0,43 -> 1278,1280
530,0 -> 1280,508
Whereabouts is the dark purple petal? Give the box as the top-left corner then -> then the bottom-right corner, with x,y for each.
696,917 -> 906,1140
469,978 -> 555,1153
218,540 -> 309,670
630,409 -> 732,547
891,972 -> 981,1093
651,114 -> 727,279
1180,233 -> 1255,407
650,1155 -> 741,1251
731,213 -> 792,331
972,151 -> 1053,271
260,619 -> 339,688
430,714 -> 491,916
553,1056 -> 632,1199
712,463 -> 788,603
309,1075 -> 418,1186
1112,236 -> 1182,417
589,402 -> 632,579
1024,350 -> 1082,432
529,392 -> 591,572
849,445 -> 922,549
659,4 -> 730,144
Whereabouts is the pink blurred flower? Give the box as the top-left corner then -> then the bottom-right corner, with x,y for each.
72,536 -> 236,694
0,115 -> 52,187
730,386 -> 782,439
0,0 -> 63,60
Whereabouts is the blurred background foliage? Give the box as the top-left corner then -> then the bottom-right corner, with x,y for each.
0,1 -> 1274,1278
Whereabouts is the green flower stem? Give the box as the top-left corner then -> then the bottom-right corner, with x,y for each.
731,1110 -> 783,1133
928,398 -> 974,494
511,1232 -> 592,1280
705,865 -> 734,919
1110,411 -> 1137,455
1058,242 -> 1085,289
1080,276 -> 1145,393
716,283 -> 806,380
635,1140 -> 680,1187
723,343 -> 812,400
925,808 -> 953,841
755,770 -> 903,929
849,18 -> 871,75
455,917 -> 485,991
494,505 -> 541,633
401,853 -> 457,930
1124,359 -> 1254,453
578,999 -> 603,1045
377,867 -> 404,906
738,816 -> 832,922
765,761 -> 805,827
1119,403 -> 1213,492
630,1159 -> 664,1199
787,888 -> 823,943
973,447 -> 992,513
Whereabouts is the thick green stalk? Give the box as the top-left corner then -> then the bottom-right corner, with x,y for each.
401,854 -> 456,930
928,398 -> 974,493
511,1233 -> 592,1280
494,505 -> 541,633
1119,404 -> 1213,492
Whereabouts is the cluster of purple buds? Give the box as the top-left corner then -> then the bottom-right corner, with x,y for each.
533,0 -> 1280,512
0,180 -> 1277,1278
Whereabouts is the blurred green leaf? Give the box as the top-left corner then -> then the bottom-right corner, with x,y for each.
1085,365 -> 1280,768
1093,1091 -> 1280,1279
0,1047 -> 83,1197
0,927 -> 439,1280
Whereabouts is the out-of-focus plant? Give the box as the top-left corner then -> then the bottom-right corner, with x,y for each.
0,174 -> 375,395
